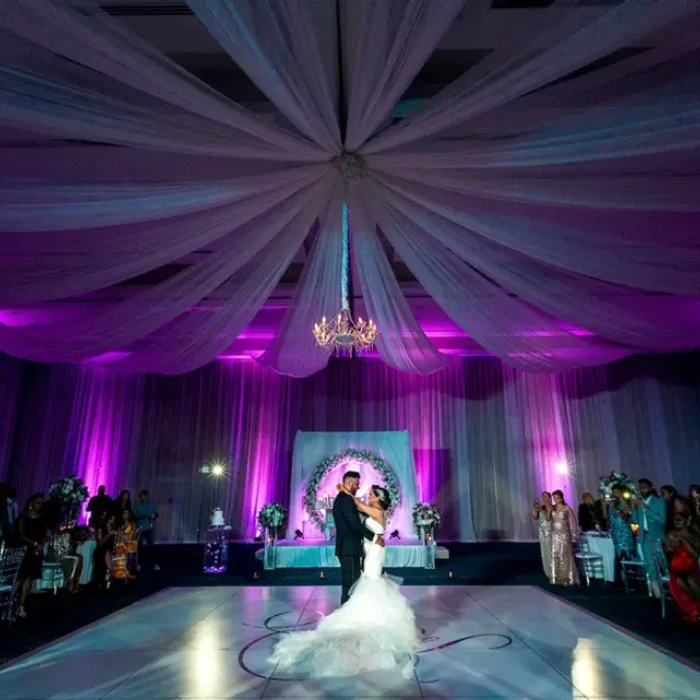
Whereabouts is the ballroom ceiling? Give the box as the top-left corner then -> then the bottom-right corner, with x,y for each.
1,0 -> 699,368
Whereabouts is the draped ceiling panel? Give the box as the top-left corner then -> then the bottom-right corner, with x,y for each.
1,0 -> 700,375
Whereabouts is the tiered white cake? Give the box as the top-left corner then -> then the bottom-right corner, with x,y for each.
210,508 -> 225,527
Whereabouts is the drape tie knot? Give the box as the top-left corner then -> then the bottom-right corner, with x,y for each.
335,152 -> 365,183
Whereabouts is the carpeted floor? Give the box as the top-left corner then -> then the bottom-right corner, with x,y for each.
2,544 -> 699,667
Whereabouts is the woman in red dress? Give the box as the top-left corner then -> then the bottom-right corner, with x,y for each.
664,513 -> 700,622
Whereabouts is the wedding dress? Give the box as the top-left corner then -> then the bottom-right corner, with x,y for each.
269,517 -> 420,678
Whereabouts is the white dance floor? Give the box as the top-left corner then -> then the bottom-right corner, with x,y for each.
1,585 -> 699,699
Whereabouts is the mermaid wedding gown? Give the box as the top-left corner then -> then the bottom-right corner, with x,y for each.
269,517 -> 420,678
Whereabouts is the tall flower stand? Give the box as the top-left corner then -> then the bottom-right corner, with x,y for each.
420,520 -> 436,570
264,528 -> 278,570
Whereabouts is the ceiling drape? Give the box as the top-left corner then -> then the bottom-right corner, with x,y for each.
1,0 -> 699,374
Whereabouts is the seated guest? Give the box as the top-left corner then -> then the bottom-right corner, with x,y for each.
661,485 -> 691,527
14,493 -> 47,617
687,485 -> 700,533
86,486 -> 113,529
606,484 -> 635,558
60,525 -> 90,593
632,478 -> 668,597
578,492 -> 606,532
664,512 -> 700,622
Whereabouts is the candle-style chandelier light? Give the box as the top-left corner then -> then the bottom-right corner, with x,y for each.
313,197 -> 377,356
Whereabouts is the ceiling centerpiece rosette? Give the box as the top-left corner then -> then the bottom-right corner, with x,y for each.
1,0 -> 699,375
313,153 -> 377,356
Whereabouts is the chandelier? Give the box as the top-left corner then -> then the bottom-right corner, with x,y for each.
314,307 -> 377,356
313,192 -> 378,355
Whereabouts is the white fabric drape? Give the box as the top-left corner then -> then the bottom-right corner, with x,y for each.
363,0 -> 697,153
0,167 -> 327,306
0,1 -> 324,160
349,184 -> 446,374
342,0 -> 464,151
365,186 -> 630,372
1,0 -> 700,374
0,176 -> 332,365
373,179 -> 700,351
374,174 -> 700,295
258,177 -> 345,378
187,0 -> 341,154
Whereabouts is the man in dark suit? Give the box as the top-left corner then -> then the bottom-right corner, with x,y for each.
333,470 -> 385,605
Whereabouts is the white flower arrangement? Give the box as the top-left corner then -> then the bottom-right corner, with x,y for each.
412,503 -> 442,534
599,471 -> 637,501
257,502 -> 288,531
48,475 -> 89,505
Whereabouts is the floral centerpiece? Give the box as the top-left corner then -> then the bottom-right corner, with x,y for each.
412,503 -> 442,535
599,471 -> 637,502
257,502 -> 288,536
47,475 -> 89,525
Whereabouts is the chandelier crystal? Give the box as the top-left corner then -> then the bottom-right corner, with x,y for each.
313,195 -> 378,355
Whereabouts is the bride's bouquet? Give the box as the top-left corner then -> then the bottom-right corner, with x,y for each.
411,503 -> 442,535
257,502 -> 288,533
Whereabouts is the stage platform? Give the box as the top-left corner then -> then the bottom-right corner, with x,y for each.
2,585 -> 699,699
254,538 -> 450,568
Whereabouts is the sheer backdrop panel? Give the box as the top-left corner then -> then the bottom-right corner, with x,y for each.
3,352 -> 699,542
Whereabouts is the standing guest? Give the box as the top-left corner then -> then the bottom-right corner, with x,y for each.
14,493 -> 47,617
664,513 -> 700,622
660,485 -> 691,531
132,490 -> 160,571
550,490 -> 580,586
632,478 -> 668,597
86,486 -> 113,529
533,491 -> 553,582
606,484 -> 635,558
95,512 -> 117,587
578,492 -> 606,532
689,485 -> 700,532
113,490 -> 132,525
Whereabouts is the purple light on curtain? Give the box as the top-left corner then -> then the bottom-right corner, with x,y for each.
65,368 -> 145,515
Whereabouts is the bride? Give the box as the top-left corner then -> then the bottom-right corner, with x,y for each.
269,484 -> 420,678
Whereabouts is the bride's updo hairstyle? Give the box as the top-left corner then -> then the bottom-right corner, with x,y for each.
372,485 -> 391,511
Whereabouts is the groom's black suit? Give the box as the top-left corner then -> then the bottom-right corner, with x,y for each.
333,491 -> 375,605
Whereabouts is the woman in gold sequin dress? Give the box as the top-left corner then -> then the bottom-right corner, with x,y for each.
533,491 -> 553,582
550,490 -> 580,586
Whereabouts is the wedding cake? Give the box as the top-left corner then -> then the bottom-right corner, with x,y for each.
210,508 -> 225,527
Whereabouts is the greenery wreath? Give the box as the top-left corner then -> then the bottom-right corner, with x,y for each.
304,448 -> 400,530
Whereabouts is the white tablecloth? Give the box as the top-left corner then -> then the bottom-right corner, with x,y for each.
34,539 -> 97,591
581,533 -> 616,582
78,539 -> 96,585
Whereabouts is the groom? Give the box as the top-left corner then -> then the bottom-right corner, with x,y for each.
333,470 -> 385,605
